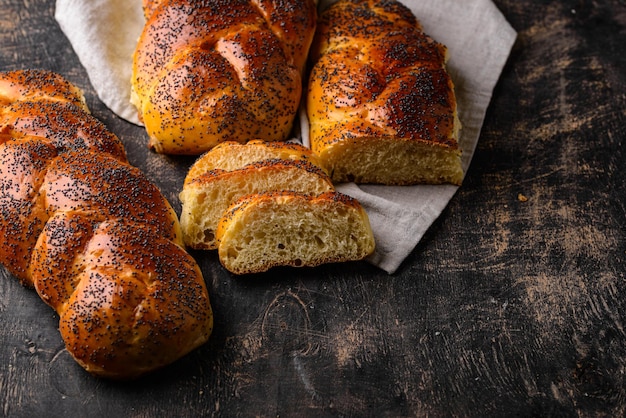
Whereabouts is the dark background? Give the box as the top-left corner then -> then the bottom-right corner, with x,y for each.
1,1 -> 625,416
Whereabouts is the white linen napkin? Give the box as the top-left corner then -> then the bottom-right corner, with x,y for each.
55,0 -> 516,274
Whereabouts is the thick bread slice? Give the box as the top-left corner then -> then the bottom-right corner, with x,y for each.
216,191 -> 375,274
180,159 -> 334,250
185,140 -> 327,186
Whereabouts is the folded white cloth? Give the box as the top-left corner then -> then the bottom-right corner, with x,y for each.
55,0 -> 516,273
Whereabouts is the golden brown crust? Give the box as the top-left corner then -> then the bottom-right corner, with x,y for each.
0,70 -> 126,161
42,150 -> 183,245
0,136 -> 56,284
0,100 -> 127,161
131,0 -> 317,155
0,70 -> 213,379
190,157 -> 331,186
249,0 -> 317,73
307,0 -> 463,185
142,0 -> 162,18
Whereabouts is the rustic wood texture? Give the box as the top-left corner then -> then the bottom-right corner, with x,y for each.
1,0 -> 625,416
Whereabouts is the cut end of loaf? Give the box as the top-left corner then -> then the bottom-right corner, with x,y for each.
317,135 -> 464,186
216,191 -> 375,275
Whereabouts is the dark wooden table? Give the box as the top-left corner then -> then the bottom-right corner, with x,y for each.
1,1 -> 624,416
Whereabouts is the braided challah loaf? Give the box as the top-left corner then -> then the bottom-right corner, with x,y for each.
131,0 -> 317,155
0,70 -> 213,379
307,0 -> 464,185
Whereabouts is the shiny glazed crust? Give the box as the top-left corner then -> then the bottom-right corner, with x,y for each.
307,0 -> 464,185
131,0 -> 317,155
0,70 -> 213,379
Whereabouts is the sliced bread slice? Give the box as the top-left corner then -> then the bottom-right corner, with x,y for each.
184,140 -> 327,186
216,191 -> 375,274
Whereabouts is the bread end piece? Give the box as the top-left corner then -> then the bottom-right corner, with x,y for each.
307,0 -> 464,186
216,191 -> 375,275
32,212 -> 213,380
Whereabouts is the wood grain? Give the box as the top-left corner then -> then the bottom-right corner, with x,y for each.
1,0 -> 625,416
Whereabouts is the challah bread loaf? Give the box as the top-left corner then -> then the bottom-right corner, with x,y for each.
131,0 -> 317,155
185,140 -> 328,186
307,0 -> 463,185
180,158 -> 334,250
216,191 -> 376,275
0,70 -> 212,379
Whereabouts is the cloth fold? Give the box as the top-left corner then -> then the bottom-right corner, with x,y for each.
54,0 -> 516,273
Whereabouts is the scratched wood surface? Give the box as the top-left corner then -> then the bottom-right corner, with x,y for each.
0,0 -> 625,417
